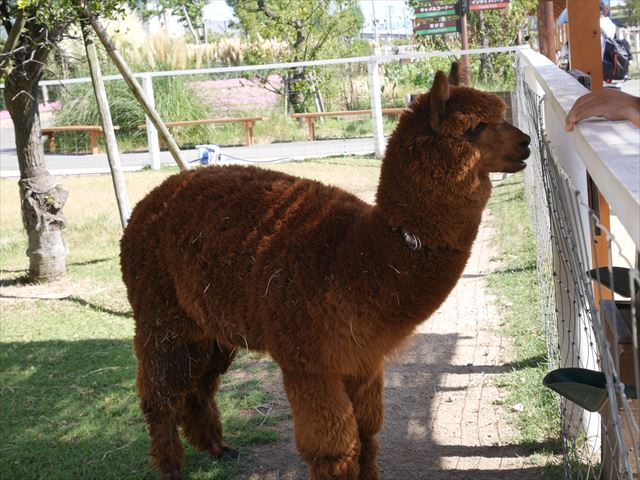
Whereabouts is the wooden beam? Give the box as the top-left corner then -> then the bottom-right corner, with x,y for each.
75,1 -> 189,171
77,10 -> 130,228
544,1 -> 557,63
566,0 -> 611,302
567,0 -> 603,89
459,14 -> 472,86
537,2 -> 548,58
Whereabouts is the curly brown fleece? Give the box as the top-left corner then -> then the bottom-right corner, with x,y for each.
120,63 -> 530,480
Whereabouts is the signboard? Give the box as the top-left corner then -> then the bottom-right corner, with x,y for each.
414,19 -> 460,35
469,0 -> 511,11
415,3 -> 458,18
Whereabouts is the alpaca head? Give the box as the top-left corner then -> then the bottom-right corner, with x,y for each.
398,63 -> 531,176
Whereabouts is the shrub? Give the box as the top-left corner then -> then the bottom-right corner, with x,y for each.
52,76 -> 215,152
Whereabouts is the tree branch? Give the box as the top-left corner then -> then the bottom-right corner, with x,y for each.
0,9 -> 26,78
180,4 -> 200,45
256,0 -> 278,20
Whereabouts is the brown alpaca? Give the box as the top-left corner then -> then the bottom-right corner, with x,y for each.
120,64 -> 530,480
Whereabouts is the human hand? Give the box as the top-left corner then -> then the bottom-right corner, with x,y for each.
565,88 -> 640,131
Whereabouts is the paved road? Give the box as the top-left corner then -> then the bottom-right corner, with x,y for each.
0,127 -> 380,178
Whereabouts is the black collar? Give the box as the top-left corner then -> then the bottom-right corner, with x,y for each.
394,227 -> 423,251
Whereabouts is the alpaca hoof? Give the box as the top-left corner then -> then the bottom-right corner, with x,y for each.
161,471 -> 184,480
211,443 -> 239,460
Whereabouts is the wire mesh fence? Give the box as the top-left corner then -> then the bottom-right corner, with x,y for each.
517,58 -> 639,480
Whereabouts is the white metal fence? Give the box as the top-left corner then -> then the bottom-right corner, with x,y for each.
517,47 -> 639,479
1,46 -> 522,169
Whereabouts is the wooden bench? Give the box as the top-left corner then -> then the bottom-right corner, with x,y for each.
138,117 -> 263,146
291,108 -> 405,141
41,125 -> 119,154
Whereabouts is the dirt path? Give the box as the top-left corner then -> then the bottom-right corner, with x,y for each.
236,208 -> 546,479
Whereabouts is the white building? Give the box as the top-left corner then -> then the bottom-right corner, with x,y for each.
359,0 -> 414,40
203,0 -> 238,34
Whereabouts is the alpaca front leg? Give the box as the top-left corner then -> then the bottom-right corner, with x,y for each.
345,367 -> 384,480
282,370 -> 361,480
140,395 -> 184,480
135,342 -> 186,479
134,325 -> 207,479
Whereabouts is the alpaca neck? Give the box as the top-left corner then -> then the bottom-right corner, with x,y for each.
374,164 -> 492,253
331,150 -> 495,353
340,198 -> 489,359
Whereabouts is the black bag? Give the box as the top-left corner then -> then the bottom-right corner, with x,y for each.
602,31 -> 631,81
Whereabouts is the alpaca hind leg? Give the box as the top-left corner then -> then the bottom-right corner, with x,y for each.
344,367 -> 384,480
180,340 -> 238,458
282,370 -> 360,480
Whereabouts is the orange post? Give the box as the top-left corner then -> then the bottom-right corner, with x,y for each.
537,2 -> 548,58
566,0 -> 612,302
567,0 -> 603,90
544,1 -> 557,63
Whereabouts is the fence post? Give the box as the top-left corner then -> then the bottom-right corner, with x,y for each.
367,56 -> 385,158
142,74 -> 161,170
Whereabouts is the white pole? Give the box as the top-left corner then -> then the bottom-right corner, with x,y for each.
142,74 -> 161,171
367,57 -> 385,158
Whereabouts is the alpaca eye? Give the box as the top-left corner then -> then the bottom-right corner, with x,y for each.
466,122 -> 486,135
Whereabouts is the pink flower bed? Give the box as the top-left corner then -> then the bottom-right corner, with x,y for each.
191,75 -> 282,115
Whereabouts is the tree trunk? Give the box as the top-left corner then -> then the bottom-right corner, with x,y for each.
4,46 -> 68,281
288,68 -> 307,113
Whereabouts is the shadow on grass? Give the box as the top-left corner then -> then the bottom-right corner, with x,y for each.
65,295 -> 131,318
0,274 -> 30,287
0,294 -> 132,318
505,353 -> 549,370
491,262 -> 536,276
0,258 -> 112,280
0,339 -> 277,480
68,257 -> 115,267
520,437 -> 564,455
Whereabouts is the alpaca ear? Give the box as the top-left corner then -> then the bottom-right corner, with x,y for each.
448,61 -> 468,86
429,70 -> 450,134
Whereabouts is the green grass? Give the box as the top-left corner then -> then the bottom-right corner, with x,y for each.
0,156 -> 380,479
0,267 -> 282,479
0,305 -> 280,479
487,173 -> 563,476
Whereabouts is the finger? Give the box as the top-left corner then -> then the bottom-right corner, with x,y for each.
564,119 -> 574,132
